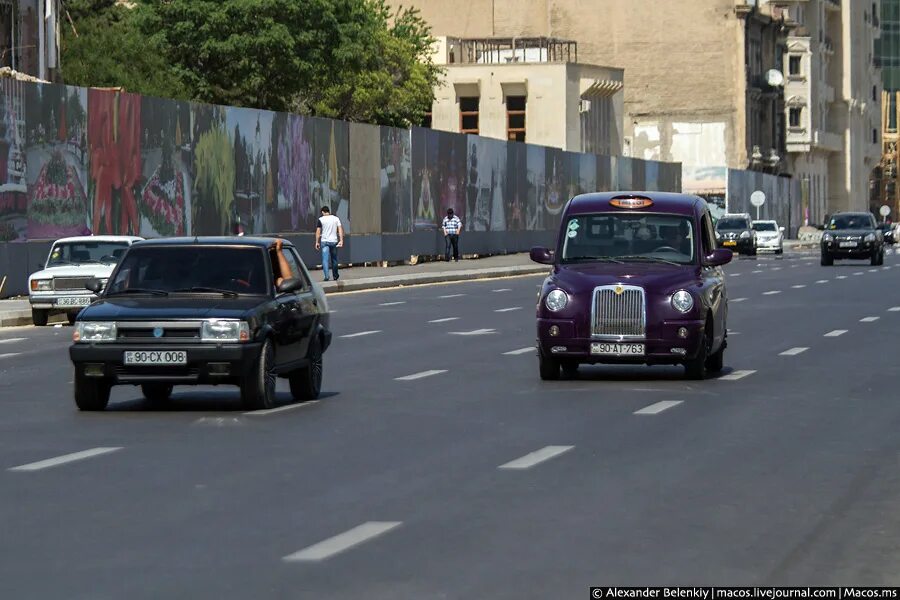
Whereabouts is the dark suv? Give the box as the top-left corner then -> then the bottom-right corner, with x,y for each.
820,212 -> 884,266
69,237 -> 331,411
715,213 -> 757,256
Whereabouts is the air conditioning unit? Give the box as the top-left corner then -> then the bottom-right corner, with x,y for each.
579,99 -> 591,113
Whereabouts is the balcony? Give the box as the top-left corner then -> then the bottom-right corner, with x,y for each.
448,37 -> 577,65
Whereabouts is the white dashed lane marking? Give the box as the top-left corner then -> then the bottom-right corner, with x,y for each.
449,329 -> 495,336
379,301 -> 406,307
429,317 -> 459,323
853,272 -> 865,276
779,347 -> 809,356
395,370 -> 448,381
752,270 -> 763,274
732,298 -> 748,303
438,294 -> 465,299
763,291 -> 781,295
718,370 -> 756,381
283,522 -> 403,562
492,288 -> 512,293
245,401 -> 320,416
816,280 -> 829,284
889,307 -> 900,312
791,285 -> 806,289
634,401 -> 682,415
869,269 -> 879,273
836,276 -> 848,280
730,273 -> 741,277
9,447 -> 122,472
339,330 -> 381,339
0,353 -> 21,359
504,347 -> 535,356
498,445 -> 574,470
495,307 -> 522,313
860,316 -> 880,322
0,338 -> 26,345
824,329 -> 848,337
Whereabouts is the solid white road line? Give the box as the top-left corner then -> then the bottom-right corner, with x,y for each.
492,288 -> 512,292
732,298 -> 748,303
339,330 -> 381,339
634,400 -> 682,415
889,307 -> 900,312
0,353 -> 20,359
791,285 -> 806,289
860,316 -> 880,322
10,447 -> 122,472
438,294 -> 465,299
763,290 -> 781,295
283,522 -> 402,562
779,347 -> 809,356
824,329 -> 848,337
504,347 -> 535,355
428,317 -> 459,323
449,329 -> 495,336
718,370 -> 757,381
245,401 -> 320,416
379,301 -> 406,306
395,370 -> 447,381
0,338 -> 26,345
498,445 -> 574,470
495,307 -> 522,313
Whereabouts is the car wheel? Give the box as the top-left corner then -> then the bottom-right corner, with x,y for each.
684,328 -> 709,380
289,338 -> 323,401
32,309 -> 49,327
871,251 -> 880,266
241,338 -> 276,410
539,348 -> 560,381
74,371 -> 111,411
561,360 -> 579,379
775,248 -> 783,255
748,246 -> 757,257
877,250 -> 885,266
705,340 -> 725,373
820,253 -> 833,266
67,312 -> 78,326
141,383 -> 173,406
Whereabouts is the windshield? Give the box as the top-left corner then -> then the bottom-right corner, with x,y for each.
47,241 -> 130,267
560,213 -> 695,265
107,246 -> 270,295
828,214 -> 874,230
716,218 -> 749,230
752,222 -> 777,232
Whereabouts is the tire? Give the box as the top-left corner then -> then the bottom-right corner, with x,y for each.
820,253 -> 833,266
539,348 -> 560,381
289,337 -> 323,401
877,250 -> 885,266
684,327 -> 709,380
241,338 -> 276,410
74,371 -> 111,411
748,245 -> 757,257
705,340 -> 725,373
561,360 -> 579,379
871,251 -> 880,266
141,383 -> 173,406
67,312 -> 78,326
775,248 -> 783,255
32,308 -> 48,327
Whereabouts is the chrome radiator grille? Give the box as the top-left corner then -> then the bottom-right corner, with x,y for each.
53,277 -> 92,291
591,285 -> 646,339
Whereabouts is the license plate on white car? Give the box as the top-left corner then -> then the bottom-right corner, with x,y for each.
57,297 -> 91,307
591,342 -> 645,356
124,350 -> 187,366
839,241 -> 857,248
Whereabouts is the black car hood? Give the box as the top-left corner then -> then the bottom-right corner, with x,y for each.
80,296 -> 266,321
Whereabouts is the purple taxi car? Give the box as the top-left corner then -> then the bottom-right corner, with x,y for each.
530,192 -> 733,380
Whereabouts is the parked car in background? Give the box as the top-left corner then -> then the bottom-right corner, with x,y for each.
29,236 -> 143,326
877,223 -> 895,244
751,220 -> 784,254
821,212 -> 884,266
715,213 -> 757,256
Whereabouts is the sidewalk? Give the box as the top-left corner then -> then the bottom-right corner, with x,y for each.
0,253 -> 547,327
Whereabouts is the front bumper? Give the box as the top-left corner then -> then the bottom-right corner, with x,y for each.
70,342 -> 263,385
537,317 -> 706,365
718,238 -> 754,253
756,238 -> 782,251
821,240 -> 877,258
30,293 -> 97,310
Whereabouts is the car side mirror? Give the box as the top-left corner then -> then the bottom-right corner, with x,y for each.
85,278 -> 103,294
530,246 -> 554,265
705,248 -> 733,267
277,278 -> 304,294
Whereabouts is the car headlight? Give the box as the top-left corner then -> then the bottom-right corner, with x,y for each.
201,319 -> 250,343
545,289 -> 569,312
73,321 -> 117,343
823,233 -> 834,242
715,232 -> 721,239
671,290 -> 694,314
740,231 -> 750,239
865,233 -> 876,242
30,279 -> 52,292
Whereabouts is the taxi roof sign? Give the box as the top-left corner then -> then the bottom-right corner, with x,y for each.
609,196 -> 654,209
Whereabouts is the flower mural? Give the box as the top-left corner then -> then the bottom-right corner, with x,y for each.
277,115 -> 311,231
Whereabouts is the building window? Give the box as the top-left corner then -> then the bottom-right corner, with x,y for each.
874,128 -> 878,144
789,107 -> 802,128
788,55 -> 802,76
506,95 -> 526,142
459,96 -> 479,134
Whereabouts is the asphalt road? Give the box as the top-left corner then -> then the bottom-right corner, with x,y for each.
2,249 -> 900,598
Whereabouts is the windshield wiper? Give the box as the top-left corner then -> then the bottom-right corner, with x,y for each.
618,255 -> 682,267
106,288 -> 169,297
564,256 -> 624,264
173,286 -> 239,298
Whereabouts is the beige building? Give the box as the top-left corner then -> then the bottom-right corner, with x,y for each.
773,0 -> 882,220
427,36 -> 624,154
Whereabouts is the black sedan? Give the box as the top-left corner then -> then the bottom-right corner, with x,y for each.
69,237 -> 331,411
820,212 -> 884,266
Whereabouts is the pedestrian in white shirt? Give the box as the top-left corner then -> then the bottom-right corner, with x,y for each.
315,206 -> 344,281
442,208 -> 463,262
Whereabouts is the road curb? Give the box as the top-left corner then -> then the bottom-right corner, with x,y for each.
320,264 -> 549,294
0,309 -> 67,328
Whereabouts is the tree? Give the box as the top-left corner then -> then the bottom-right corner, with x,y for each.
60,0 -> 189,100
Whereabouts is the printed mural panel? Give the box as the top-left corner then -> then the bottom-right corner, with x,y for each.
466,135 -> 507,231
504,142 -> 526,232
0,78 -> 31,241
380,127 -> 412,233
526,144 -> 545,231
410,127 -> 436,231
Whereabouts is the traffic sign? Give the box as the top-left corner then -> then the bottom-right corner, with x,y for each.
750,191 -> 766,220
880,204 -> 891,217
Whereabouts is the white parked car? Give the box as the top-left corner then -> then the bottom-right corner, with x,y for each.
751,220 -> 784,254
28,235 -> 143,326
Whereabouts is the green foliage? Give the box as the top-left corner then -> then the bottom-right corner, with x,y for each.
60,0 -> 188,99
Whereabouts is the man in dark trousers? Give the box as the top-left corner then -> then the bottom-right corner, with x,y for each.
442,208 -> 462,262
